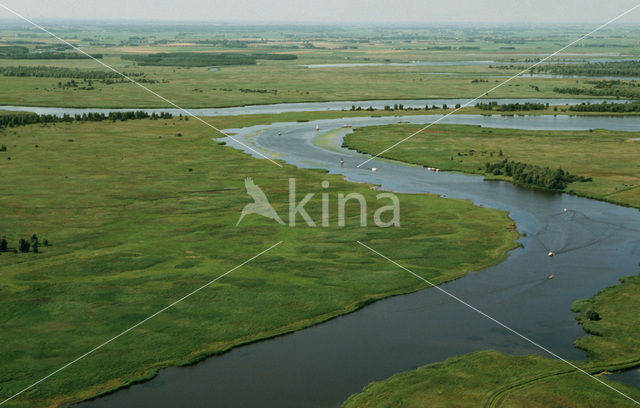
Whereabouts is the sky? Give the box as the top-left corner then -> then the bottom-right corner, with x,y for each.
2,0 -> 640,24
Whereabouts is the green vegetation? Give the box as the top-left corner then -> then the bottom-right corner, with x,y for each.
569,101 -> 640,113
0,111 -> 172,129
343,273 -> 640,408
250,53 -> 298,60
533,60 -> 640,77
484,159 -> 591,190
571,274 -> 640,363
554,80 -> 640,99
121,52 -> 259,67
476,101 -> 548,111
343,123 -> 640,208
0,45 -> 100,60
3,23 -> 640,107
2,22 -> 640,407
0,65 -> 131,79
0,234 -> 48,255
0,114 -> 518,407
120,52 -> 296,67
0,61 -> 594,108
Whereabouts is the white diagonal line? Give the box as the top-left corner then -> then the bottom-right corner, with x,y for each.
0,241 -> 283,406
356,241 -> 640,406
356,2 -> 640,167
0,2 -> 282,167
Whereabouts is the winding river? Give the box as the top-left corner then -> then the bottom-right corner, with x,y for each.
0,98 -> 630,117
52,107 -> 640,407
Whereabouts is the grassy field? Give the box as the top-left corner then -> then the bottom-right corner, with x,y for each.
0,57 -> 614,108
343,123 -> 640,208
2,22 -> 639,407
0,114 -> 519,407
343,273 -> 640,408
1,22 -> 639,108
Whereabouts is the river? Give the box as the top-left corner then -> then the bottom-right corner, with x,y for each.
0,98 -> 631,118
73,112 -> 640,407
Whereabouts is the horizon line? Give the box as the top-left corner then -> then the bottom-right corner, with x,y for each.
0,17 -> 636,26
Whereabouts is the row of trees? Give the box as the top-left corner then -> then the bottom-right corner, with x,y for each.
0,234 -> 48,254
475,102 -> 548,111
122,52 -> 257,67
250,53 -> 298,60
0,65 -> 141,79
485,159 -> 592,190
0,111 -> 173,129
553,80 -> 640,98
553,86 -> 640,99
532,61 -> 640,77
121,52 -> 296,67
381,104 -> 461,111
123,52 -> 297,67
569,101 -> 640,112
0,45 -> 101,60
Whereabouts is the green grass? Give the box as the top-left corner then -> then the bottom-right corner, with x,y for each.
343,123 -> 640,208
0,115 -> 518,407
0,55 -> 626,108
571,274 -> 640,363
343,273 -> 640,408
3,22 -> 640,108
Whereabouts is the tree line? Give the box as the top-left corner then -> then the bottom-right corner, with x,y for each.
0,45 -> 101,60
122,52 -> 297,67
0,234 -> 48,254
553,80 -> 640,99
532,61 -> 640,77
0,65 -> 143,79
485,159 -> 592,190
568,101 -> 640,113
0,111 -> 173,129
475,102 -> 548,111
250,53 -> 298,60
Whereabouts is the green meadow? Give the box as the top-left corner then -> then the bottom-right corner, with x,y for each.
0,57 -> 608,108
1,21 -> 640,407
343,273 -> 640,408
0,114 -> 518,406
343,124 -> 640,208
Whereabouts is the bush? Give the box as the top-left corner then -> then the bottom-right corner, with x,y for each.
18,239 -> 30,253
485,159 -> 592,190
586,310 -> 601,321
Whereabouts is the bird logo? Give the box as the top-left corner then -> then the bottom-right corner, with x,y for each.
236,177 -> 285,226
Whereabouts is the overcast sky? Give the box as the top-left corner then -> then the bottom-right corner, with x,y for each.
2,0 -> 640,24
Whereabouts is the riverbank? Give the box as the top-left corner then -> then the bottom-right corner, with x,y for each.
1,100 -> 638,116
343,273 -> 640,407
67,111 -> 640,407
0,115 -> 519,407
343,123 -> 640,208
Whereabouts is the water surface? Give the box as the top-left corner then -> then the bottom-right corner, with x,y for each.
0,98 -> 628,117
78,114 -> 640,408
